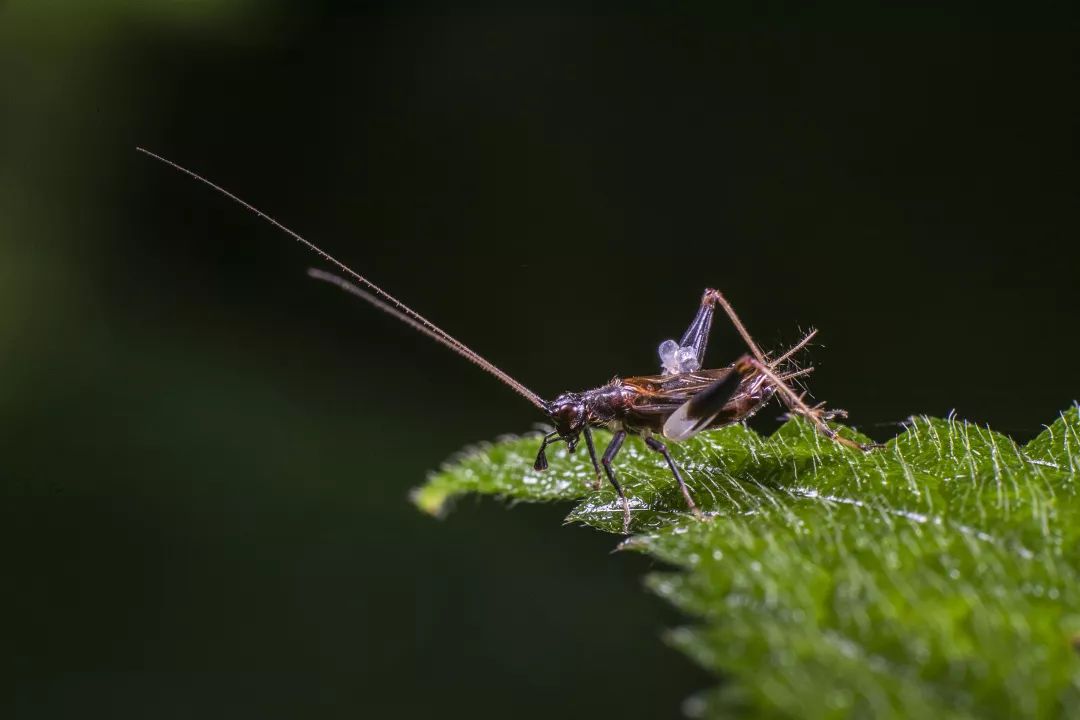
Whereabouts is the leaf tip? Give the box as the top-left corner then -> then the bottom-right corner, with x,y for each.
410,481 -> 453,517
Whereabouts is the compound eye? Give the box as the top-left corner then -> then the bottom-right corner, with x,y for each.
554,402 -> 585,434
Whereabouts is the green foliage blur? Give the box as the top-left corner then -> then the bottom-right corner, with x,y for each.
3,2 -> 1079,717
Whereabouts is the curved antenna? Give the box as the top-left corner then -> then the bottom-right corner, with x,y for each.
307,268 -> 546,408
137,147 -> 548,412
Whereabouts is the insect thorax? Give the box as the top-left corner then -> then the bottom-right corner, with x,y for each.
582,383 -> 636,425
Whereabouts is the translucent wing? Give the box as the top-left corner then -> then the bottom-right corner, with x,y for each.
662,371 -> 744,441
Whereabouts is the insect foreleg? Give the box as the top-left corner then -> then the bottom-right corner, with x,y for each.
644,436 -> 701,519
533,431 -> 560,471
600,430 -> 631,533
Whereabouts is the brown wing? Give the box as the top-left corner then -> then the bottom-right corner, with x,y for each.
622,365 -> 775,436
663,370 -> 746,440
620,368 -> 741,431
622,367 -> 738,401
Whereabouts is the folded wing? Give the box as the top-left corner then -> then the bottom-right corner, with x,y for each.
662,371 -> 744,441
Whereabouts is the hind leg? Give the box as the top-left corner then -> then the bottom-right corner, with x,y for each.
710,291 -> 879,452
659,289 -> 720,374
644,436 -> 701,519
735,355 -> 880,452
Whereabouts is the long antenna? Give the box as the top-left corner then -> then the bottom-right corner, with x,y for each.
136,147 -> 548,412
306,268 -> 546,408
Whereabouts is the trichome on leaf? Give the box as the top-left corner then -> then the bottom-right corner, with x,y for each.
416,406 -> 1080,719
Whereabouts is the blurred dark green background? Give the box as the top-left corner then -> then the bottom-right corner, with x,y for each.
3,3 -> 1078,717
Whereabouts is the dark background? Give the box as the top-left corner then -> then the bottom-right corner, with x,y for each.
3,4 -> 1078,718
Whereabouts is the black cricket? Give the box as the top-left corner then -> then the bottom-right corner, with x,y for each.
138,148 -> 875,534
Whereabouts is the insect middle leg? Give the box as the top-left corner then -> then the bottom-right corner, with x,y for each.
644,436 -> 701,519
600,429 -> 631,533
582,426 -> 603,490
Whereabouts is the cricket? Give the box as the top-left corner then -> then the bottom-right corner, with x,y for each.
137,147 -> 877,534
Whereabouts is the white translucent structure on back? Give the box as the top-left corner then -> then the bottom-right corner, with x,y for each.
658,338 -> 701,375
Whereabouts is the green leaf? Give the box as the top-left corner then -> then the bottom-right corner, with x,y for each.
415,406 -> 1080,719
